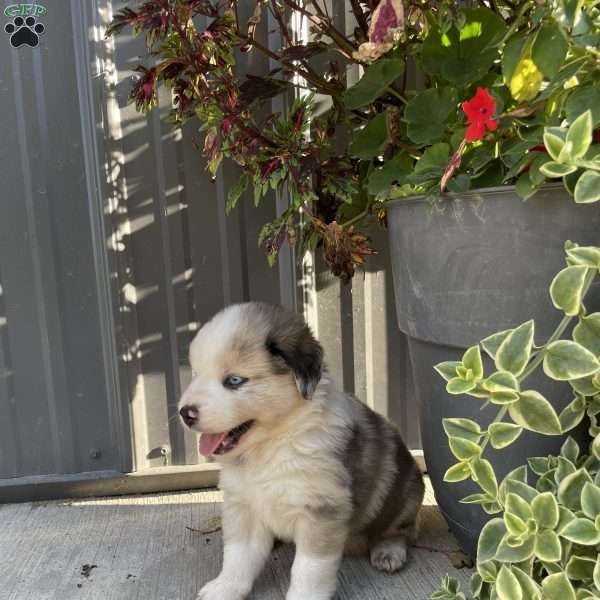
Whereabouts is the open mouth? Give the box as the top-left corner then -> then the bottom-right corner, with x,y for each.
199,421 -> 254,457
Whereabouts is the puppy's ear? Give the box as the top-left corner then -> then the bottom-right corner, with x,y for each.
266,316 -> 323,399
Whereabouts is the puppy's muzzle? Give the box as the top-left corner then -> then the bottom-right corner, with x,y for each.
179,405 -> 199,428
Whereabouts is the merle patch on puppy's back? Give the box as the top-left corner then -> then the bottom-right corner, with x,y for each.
246,303 -> 323,398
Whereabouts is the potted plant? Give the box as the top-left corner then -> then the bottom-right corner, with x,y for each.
432,243 -> 600,599
108,0 -> 600,553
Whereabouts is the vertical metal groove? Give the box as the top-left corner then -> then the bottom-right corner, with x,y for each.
10,48 -> 65,474
150,111 -> 185,465
69,0 -> 134,472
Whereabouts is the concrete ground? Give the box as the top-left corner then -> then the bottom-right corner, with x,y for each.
0,479 -> 473,600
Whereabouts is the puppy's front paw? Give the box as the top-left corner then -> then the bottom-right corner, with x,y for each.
370,538 -> 408,573
197,577 -> 248,600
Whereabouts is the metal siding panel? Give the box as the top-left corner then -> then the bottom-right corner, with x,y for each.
0,1 -> 125,478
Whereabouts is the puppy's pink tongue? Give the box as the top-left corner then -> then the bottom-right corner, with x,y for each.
199,432 -> 227,456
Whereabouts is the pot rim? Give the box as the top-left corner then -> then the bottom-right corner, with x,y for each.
386,182 -> 566,208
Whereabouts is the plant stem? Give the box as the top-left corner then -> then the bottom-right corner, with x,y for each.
342,208 -> 370,228
500,0 -> 533,44
386,86 -> 408,105
480,406 -> 509,452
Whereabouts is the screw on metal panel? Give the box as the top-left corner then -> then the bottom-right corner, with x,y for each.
160,446 -> 171,465
89,448 -> 102,460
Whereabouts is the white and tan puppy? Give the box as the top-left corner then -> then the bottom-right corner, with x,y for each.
179,302 -> 424,600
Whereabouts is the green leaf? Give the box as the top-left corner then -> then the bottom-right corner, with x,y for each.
539,161 -> 578,178
504,479 -> 539,504
444,462 -> 472,483
502,34 -> 528,85
367,152 -> 412,196
491,391 -> 520,405
477,518 -> 506,563
470,457 -> 498,497
560,397 -> 587,432
496,321 -> 534,376
529,154 -> 552,186
495,533 -> 535,562
512,566 -> 542,599
405,88 -> 458,146
409,143 -> 450,184
566,111 -> 593,160
422,8 -> 507,87
561,436 -> 580,463
497,565 -> 523,600
482,329 -> 514,359
555,456 -> 577,485
349,113 -> 389,159
434,361 -> 461,382
344,59 -> 404,109
528,457 -> 551,476
449,436 -> 482,461
489,422 -> 523,449
531,492 -> 559,530
483,371 -> 519,393
462,346 -> 484,380
460,492 -> 490,505
532,23 -> 568,79
566,85 -> 600,128
560,517 -> 600,545
506,492 -> 533,521
443,418 -> 482,443
508,390 -> 562,435
574,313 -> 600,357
515,171 -> 539,200
447,377 -> 477,394
226,173 -> 249,215
567,247 -> 600,269
544,341 -> 600,381
566,554 -> 597,580
542,572 -> 576,600
505,511 -> 528,536
544,132 -> 566,162
594,557 -> 600,591
558,469 -> 594,512
446,174 -> 471,193
575,171 -> 600,204
534,529 -> 562,562
582,482 -> 600,519
550,265 -> 590,316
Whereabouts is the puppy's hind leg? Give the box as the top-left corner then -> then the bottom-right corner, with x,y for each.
370,474 -> 424,574
370,536 -> 409,574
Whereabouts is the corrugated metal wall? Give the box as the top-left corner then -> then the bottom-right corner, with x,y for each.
0,1 -> 416,490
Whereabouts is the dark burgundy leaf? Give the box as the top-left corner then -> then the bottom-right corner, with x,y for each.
281,42 -> 329,61
239,75 -> 294,107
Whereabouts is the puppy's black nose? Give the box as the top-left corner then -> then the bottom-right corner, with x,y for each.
179,405 -> 199,427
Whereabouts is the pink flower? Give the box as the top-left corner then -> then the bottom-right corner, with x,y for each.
369,0 -> 404,44
353,0 -> 404,63
462,88 -> 498,142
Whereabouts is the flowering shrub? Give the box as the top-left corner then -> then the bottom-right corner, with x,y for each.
108,1 -> 600,279
432,242 -> 600,599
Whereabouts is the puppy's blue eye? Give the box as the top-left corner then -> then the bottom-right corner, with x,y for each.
223,375 -> 247,389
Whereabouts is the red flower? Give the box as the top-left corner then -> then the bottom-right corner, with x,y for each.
462,88 -> 498,142
594,130 -> 600,144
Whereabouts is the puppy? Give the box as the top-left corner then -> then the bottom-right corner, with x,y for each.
179,302 -> 424,600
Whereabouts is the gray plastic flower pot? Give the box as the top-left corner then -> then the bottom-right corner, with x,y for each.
387,184 -> 600,558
